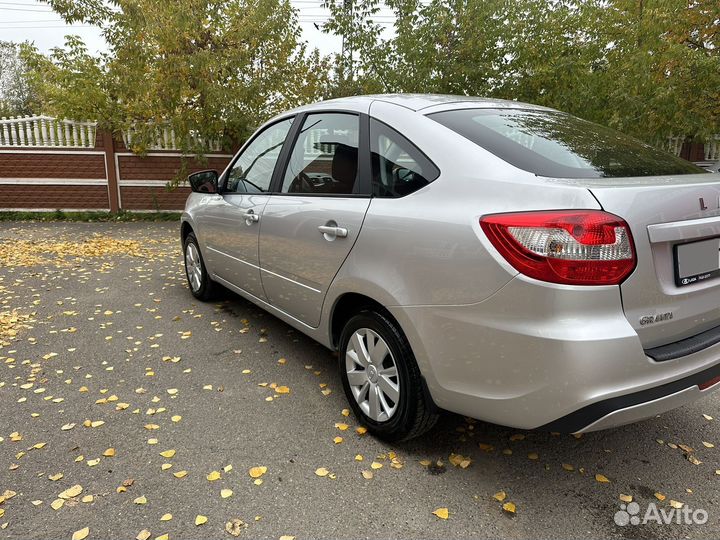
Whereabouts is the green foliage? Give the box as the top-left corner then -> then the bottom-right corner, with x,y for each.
0,41 -> 38,117
24,0 -> 329,154
323,0 -> 720,142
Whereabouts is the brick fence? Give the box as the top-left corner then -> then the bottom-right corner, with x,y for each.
0,116 -> 233,212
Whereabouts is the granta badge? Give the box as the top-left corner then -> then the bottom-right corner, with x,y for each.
640,312 -> 673,326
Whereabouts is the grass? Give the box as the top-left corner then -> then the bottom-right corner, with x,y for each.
0,210 -> 182,222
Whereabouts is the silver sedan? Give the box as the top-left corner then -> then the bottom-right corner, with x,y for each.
181,94 -> 720,440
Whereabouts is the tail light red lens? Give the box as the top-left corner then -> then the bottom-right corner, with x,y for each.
480,210 -> 636,285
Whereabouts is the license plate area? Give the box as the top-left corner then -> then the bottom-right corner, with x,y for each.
674,237 -> 720,287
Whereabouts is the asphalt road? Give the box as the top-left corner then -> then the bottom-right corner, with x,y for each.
0,221 -> 719,540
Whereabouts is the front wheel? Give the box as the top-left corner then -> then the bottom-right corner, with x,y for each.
183,232 -> 215,301
338,310 -> 438,441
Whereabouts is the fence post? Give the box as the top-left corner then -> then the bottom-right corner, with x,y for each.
102,130 -> 120,212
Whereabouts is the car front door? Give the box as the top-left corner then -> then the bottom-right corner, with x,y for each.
258,112 -> 371,326
199,117 -> 294,300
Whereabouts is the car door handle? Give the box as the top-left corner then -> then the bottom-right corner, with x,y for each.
318,225 -> 348,238
242,211 -> 260,224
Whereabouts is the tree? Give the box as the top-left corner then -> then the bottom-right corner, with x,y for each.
0,41 -> 37,117
23,0 -> 330,154
322,0 -> 719,144
321,0 -> 392,96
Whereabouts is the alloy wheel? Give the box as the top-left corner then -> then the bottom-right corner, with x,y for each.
185,242 -> 203,293
345,328 -> 400,422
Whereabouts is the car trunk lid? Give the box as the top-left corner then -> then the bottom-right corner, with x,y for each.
554,173 -> 720,350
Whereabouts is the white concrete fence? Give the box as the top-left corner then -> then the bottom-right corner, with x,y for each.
0,115 -> 97,148
2,115 -> 719,160
122,125 -> 222,152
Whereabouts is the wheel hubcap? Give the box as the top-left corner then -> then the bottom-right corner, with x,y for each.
185,243 -> 203,292
345,328 -> 400,422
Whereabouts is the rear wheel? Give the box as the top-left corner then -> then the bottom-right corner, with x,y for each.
184,232 -> 215,301
338,310 -> 438,441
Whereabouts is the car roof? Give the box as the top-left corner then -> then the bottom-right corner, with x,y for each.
286,93 -> 555,114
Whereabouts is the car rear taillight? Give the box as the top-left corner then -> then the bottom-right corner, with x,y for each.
480,210 -> 636,285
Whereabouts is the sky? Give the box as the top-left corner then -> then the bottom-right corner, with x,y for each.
0,0 -> 399,57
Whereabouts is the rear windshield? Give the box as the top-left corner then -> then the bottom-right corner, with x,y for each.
428,108 -> 705,178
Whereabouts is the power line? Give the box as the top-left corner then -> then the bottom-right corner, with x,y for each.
0,24 -> 95,28
0,18 -> 64,23
0,6 -> 55,12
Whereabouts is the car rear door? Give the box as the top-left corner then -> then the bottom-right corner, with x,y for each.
258,111 -> 371,327
198,117 -> 294,300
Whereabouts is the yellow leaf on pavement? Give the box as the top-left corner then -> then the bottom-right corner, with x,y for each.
59,485 -> 83,499
503,502 -> 517,514
595,474 -> 610,483
315,467 -> 329,477
249,466 -> 267,478
72,527 -> 89,540
195,515 -> 208,526
493,491 -> 506,502
432,507 -> 449,520
159,449 -> 176,458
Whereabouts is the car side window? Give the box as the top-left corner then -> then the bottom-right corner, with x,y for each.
225,118 -> 293,194
370,118 -> 440,198
280,113 -> 360,195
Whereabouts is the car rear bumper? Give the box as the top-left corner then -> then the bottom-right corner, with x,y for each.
541,363 -> 720,432
388,275 -> 720,431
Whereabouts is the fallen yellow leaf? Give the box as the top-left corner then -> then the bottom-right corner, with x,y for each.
249,466 -> 267,478
595,474 -> 610,483
503,502 -> 517,514
72,527 -> 89,540
59,484 -> 83,499
432,507 -> 449,520
195,515 -> 208,526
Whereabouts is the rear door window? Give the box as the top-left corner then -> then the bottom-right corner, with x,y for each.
428,108 -> 705,178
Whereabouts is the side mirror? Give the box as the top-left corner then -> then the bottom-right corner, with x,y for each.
393,167 -> 415,183
188,170 -> 219,194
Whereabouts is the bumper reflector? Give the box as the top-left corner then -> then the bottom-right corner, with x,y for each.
699,375 -> 720,390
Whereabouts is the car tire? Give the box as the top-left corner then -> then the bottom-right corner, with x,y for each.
338,309 -> 438,441
183,232 -> 215,301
